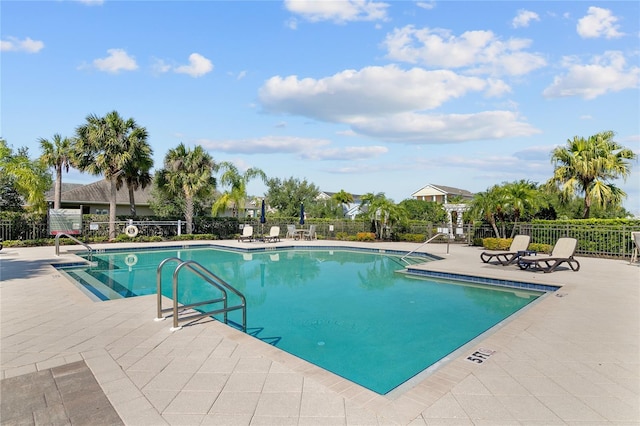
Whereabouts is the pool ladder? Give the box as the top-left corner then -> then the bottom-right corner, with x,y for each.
155,257 -> 247,332
400,232 -> 449,264
54,232 -> 93,261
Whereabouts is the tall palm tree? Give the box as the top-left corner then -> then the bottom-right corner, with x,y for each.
332,189 -> 354,217
211,162 -> 266,217
470,187 -> 502,238
116,134 -> 153,217
502,180 -> 539,237
156,143 -> 217,234
360,192 -> 405,239
38,134 -> 73,209
548,131 -> 636,218
74,111 -> 148,239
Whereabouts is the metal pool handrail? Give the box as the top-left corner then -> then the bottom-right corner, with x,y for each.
156,257 -> 247,332
400,232 -> 449,264
54,233 -> 93,260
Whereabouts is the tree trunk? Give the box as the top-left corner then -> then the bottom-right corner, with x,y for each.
128,185 -> 136,217
490,218 -> 500,238
109,177 -> 118,240
185,195 -> 194,234
583,197 -> 591,218
54,165 -> 62,210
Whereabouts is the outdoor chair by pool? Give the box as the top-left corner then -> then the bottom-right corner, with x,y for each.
480,235 -> 531,265
264,226 -> 281,243
630,232 -> 640,264
303,225 -> 316,240
518,237 -> 580,273
286,225 -> 296,239
238,225 -> 254,242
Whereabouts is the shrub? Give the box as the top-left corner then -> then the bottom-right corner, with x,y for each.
335,232 -> 349,240
528,243 -> 553,254
356,232 -> 376,241
396,233 -> 425,243
472,237 -> 484,247
482,238 -> 512,250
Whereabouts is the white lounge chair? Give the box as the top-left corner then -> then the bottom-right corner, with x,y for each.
518,237 -> 580,273
480,235 -> 531,265
264,226 -> 280,243
238,225 -> 254,242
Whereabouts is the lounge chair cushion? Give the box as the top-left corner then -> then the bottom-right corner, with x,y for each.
480,235 -> 531,265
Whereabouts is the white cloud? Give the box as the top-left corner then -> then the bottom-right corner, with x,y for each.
543,51 -> 639,99
577,6 -> 623,39
301,145 -> 388,160
484,78 -> 512,97
258,64 -> 540,144
348,111 -> 540,143
284,0 -> 389,23
174,53 -> 213,77
75,0 -> 104,5
198,135 -> 330,154
512,10 -> 540,28
151,58 -> 172,74
92,48 -> 138,73
259,65 -> 487,121
416,1 -> 436,10
382,26 -> 546,76
1,36 -> 44,53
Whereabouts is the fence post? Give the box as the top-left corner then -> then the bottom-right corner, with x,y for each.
177,220 -> 181,236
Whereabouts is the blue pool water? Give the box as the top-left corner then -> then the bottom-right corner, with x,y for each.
58,246 -> 542,394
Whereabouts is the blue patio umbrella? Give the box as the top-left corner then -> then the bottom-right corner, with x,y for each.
260,199 -> 266,236
260,199 -> 266,224
299,202 -> 305,225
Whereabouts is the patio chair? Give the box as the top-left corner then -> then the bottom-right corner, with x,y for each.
631,232 -> 640,264
480,235 -> 531,265
286,224 -> 296,239
518,237 -> 580,273
264,226 -> 281,243
303,224 -> 316,240
238,225 -> 254,242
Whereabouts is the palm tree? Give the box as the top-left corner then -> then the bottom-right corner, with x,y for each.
38,134 -> 73,209
360,192 -> 405,239
0,139 -> 51,213
156,143 -> 217,234
548,131 -> 636,219
211,162 -> 266,217
469,187 -> 502,238
332,189 -> 354,217
116,134 -> 153,217
502,180 -> 539,237
74,111 -> 148,239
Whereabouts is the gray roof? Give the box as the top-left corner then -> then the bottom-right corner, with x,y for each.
430,184 -> 474,198
46,180 -> 153,205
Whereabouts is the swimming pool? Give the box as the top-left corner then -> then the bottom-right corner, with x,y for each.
58,245 -> 544,394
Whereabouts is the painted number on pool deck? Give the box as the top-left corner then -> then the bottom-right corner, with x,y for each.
466,348 -> 495,364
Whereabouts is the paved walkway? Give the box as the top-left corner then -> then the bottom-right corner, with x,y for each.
1,240 -> 638,425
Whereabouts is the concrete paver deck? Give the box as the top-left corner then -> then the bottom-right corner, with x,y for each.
1,239 -> 638,425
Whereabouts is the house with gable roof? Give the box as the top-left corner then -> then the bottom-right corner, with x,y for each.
45,180 -> 154,215
411,184 -> 474,203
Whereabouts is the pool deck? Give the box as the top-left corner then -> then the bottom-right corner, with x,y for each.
1,239 -> 638,425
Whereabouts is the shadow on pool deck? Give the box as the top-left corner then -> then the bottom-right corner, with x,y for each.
1,360 -> 123,425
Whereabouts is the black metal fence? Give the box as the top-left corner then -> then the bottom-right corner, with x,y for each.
1,215 -> 639,259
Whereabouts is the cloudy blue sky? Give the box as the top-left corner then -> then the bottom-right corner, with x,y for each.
2,1 -> 639,214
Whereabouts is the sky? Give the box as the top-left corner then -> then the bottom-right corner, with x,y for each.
2,0 -> 639,215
